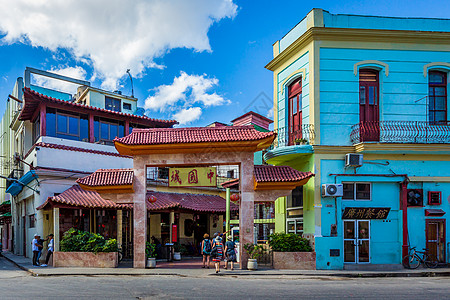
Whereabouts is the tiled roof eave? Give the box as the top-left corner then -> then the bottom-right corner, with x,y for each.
20,88 -> 177,126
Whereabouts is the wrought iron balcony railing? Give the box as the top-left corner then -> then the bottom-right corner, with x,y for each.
268,124 -> 315,149
350,121 -> 450,144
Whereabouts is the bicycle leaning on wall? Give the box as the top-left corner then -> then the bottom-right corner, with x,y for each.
402,247 -> 439,269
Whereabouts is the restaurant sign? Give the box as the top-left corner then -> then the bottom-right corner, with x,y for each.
169,167 -> 217,187
342,207 -> 391,220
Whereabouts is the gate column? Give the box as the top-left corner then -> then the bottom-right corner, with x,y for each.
133,157 -> 147,268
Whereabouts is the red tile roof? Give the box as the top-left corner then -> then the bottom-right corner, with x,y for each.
76,169 -> 133,187
114,125 -> 275,146
37,185 -> 234,213
254,165 -> 314,182
20,88 -> 177,127
24,142 -> 131,160
37,185 -> 132,210
146,191 -> 238,213
221,178 -> 239,189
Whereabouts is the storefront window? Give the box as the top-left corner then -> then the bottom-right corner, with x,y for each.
96,210 -> 117,239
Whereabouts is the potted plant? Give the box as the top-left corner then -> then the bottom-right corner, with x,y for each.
146,242 -> 157,268
243,243 -> 266,270
173,243 -> 186,261
294,138 -> 309,145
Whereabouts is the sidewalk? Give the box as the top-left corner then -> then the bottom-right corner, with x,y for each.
2,251 -> 450,278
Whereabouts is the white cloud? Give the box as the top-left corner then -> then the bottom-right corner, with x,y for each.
32,66 -> 87,95
145,71 -> 229,112
0,0 -> 238,90
172,107 -> 202,125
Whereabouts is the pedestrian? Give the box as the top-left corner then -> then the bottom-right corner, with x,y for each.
31,234 -> 43,266
40,234 -> 54,267
224,236 -> 236,270
211,235 -> 224,273
36,235 -> 47,265
201,233 -> 211,269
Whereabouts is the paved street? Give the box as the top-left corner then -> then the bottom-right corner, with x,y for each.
1,257 -> 449,299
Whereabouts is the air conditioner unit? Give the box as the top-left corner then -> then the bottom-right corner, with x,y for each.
322,184 -> 343,197
345,153 -> 363,167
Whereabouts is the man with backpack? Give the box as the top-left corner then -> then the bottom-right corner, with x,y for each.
201,233 -> 212,268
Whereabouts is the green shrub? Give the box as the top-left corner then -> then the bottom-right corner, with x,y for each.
268,233 -> 312,252
243,243 -> 266,259
60,228 -> 117,253
146,242 -> 157,258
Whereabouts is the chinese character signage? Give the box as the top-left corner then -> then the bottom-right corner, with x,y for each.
168,167 -> 217,187
342,207 -> 391,219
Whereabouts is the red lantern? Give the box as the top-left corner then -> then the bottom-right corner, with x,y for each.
230,194 -> 240,202
148,195 -> 157,203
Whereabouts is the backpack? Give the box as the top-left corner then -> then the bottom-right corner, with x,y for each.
203,239 -> 212,254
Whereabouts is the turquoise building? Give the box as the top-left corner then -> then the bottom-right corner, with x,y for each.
264,9 -> 450,269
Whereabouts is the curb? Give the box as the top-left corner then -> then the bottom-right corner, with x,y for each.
212,271 -> 450,278
1,254 -> 37,276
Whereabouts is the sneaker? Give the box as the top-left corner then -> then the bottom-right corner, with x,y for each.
40,264 -> 47,267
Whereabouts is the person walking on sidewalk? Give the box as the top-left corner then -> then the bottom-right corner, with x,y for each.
211,235 -> 224,273
201,233 -> 212,269
31,234 -> 43,266
224,236 -> 236,270
40,234 -> 54,267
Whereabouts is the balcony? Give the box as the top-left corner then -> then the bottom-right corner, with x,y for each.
350,121 -> 450,144
269,125 -> 315,149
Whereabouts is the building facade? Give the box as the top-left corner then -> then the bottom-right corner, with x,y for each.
265,9 -> 450,269
0,67 -> 176,258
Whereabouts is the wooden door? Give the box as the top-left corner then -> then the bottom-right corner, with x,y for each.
288,79 -> 302,145
426,219 -> 446,263
359,70 -> 380,141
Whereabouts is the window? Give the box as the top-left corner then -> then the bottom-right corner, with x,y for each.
46,108 -> 89,141
254,202 -> 275,219
286,186 -> 303,218
428,71 -> 447,124
123,103 -> 132,110
105,97 -> 121,112
29,215 -> 35,228
428,191 -> 442,205
33,116 -> 40,142
227,170 -> 234,178
342,183 -> 371,200
158,167 -> 169,179
94,117 -> 125,143
287,78 -> 302,145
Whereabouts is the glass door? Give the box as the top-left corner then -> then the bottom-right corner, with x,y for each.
357,220 -> 370,263
344,220 -> 370,264
344,220 -> 356,263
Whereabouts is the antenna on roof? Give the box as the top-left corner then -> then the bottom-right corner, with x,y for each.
126,69 -> 134,98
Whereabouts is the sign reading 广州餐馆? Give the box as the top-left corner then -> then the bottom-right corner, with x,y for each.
168,167 -> 217,187
342,207 -> 391,219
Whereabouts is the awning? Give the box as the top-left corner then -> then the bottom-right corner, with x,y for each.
425,209 -> 446,217
5,170 -> 38,196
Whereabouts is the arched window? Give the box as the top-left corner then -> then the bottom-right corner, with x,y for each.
359,69 -> 380,141
428,71 -> 447,124
287,78 -> 302,145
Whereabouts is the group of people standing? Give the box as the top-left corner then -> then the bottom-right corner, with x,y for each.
201,232 -> 237,273
31,233 -> 54,267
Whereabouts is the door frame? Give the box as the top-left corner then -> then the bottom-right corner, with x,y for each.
426,218 -> 446,262
343,219 -> 371,264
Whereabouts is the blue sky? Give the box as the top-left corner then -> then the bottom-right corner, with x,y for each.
0,0 -> 449,126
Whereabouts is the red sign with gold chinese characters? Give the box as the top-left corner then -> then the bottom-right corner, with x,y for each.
168,167 -> 217,187
342,207 -> 391,219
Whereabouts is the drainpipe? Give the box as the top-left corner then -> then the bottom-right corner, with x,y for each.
401,179 -> 409,259
226,188 -> 231,234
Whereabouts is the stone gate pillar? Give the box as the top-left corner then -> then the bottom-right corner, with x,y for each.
133,157 -> 147,268
239,153 -> 255,269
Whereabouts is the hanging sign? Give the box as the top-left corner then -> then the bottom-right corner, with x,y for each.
168,167 -> 217,187
342,207 -> 391,219
172,224 -> 178,243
